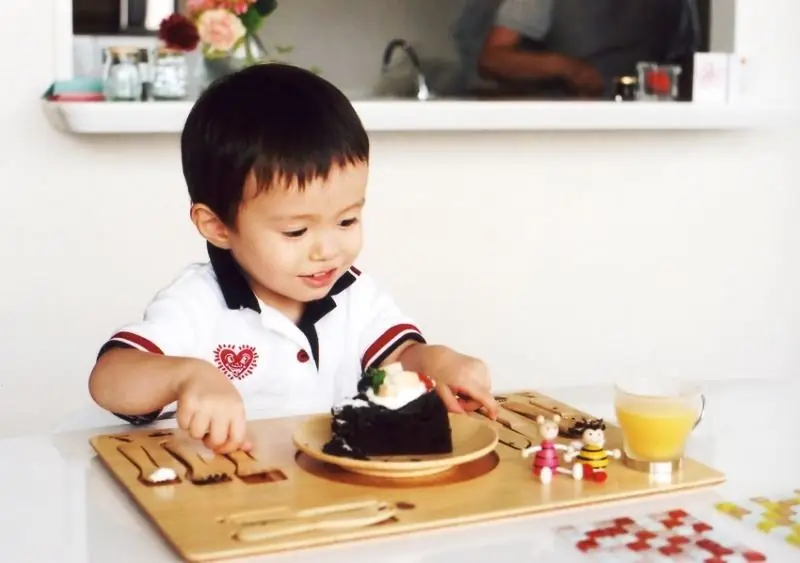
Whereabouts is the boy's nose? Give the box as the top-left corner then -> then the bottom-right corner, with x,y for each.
309,237 -> 338,261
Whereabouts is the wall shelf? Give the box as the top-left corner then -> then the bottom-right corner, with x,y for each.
41,98 -> 794,134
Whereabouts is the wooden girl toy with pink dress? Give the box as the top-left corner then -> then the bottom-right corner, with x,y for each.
521,414 -> 583,483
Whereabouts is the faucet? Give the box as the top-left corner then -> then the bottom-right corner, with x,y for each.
381,39 -> 433,101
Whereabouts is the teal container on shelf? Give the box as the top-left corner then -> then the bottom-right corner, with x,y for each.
43,78 -> 105,101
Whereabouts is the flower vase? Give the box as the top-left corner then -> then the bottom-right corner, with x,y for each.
201,33 -> 268,86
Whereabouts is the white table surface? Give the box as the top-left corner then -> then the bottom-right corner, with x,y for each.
1,378 -> 798,562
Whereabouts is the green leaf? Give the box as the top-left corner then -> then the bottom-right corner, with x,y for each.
239,7 -> 264,34
366,367 -> 386,393
275,44 -> 294,55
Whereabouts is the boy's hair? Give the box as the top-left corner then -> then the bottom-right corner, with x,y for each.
181,63 -> 370,227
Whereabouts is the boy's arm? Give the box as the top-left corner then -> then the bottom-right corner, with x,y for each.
355,274 -> 426,373
88,281 -> 207,424
478,0 -> 603,95
89,348 -> 203,418
353,272 -> 497,417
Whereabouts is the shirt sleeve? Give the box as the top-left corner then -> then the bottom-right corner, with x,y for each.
95,282 -> 201,425
351,272 -> 426,372
495,0 -> 554,41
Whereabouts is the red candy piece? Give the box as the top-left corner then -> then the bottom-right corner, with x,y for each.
668,536 -> 690,545
626,540 -> 650,552
636,530 -> 657,540
576,539 -> 598,552
614,517 -> 635,526
693,521 -> 713,533
659,545 -> 683,556
607,525 -> 626,536
668,509 -> 689,519
696,538 -> 729,554
742,551 -> 767,561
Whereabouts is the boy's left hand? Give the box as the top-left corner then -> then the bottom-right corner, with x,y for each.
395,343 -> 499,419
427,349 -> 499,419
438,355 -> 498,419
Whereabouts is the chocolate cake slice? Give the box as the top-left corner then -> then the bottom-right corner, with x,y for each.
322,363 -> 453,458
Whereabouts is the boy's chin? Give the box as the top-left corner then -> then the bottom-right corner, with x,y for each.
292,283 -> 336,302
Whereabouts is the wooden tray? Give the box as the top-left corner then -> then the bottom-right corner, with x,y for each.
89,390 -> 725,561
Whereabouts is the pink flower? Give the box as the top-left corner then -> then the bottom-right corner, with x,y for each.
225,0 -> 255,15
188,0 -> 255,15
197,8 -> 246,54
186,0 -> 215,16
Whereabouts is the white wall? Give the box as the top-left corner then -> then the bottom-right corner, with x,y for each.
1,0 -> 798,438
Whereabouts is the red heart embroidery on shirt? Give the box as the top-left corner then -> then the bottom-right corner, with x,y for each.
213,344 -> 258,381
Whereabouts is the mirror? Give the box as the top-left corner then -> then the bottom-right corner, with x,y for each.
68,0 -> 736,103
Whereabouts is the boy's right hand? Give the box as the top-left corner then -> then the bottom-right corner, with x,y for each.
174,362 -> 251,454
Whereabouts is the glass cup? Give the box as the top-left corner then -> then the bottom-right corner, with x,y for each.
614,376 -> 705,474
635,62 -> 682,101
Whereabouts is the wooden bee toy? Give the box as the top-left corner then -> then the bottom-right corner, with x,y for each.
521,414 -> 583,484
563,418 -> 620,482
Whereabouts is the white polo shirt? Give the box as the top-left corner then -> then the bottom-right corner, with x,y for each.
97,243 -> 425,425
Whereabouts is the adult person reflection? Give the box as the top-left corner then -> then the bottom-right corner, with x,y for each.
452,0 -> 699,99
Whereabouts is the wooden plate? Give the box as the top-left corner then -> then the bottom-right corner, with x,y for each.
292,413 -> 499,478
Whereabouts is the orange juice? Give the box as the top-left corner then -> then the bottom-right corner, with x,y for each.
615,401 -> 696,461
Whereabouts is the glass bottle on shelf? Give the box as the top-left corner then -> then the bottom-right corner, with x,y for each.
151,47 -> 189,100
102,47 -> 143,101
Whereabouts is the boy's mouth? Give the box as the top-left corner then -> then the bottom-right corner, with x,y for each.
299,268 -> 337,288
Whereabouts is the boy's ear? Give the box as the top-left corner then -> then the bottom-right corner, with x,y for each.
190,203 -> 232,249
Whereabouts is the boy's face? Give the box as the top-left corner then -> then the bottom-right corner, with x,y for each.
198,162 -> 368,316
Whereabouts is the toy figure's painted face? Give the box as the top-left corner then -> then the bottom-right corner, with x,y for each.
583,428 -> 605,447
540,421 -> 559,440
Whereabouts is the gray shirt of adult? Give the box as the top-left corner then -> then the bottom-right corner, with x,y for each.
452,0 -> 694,95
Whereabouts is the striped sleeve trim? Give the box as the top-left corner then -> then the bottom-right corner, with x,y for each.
107,331 -> 164,354
361,323 -> 426,371
114,411 -> 162,426
95,332 -> 165,426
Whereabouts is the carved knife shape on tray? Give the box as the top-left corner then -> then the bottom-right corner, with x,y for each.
118,443 -> 181,485
233,501 -> 398,542
226,450 -> 288,483
500,400 -> 582,438
162,439 -> 234,484
468,412 -> 531,451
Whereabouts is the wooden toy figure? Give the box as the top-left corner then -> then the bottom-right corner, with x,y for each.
521,414 -> 583,484
564,418 -> 621,482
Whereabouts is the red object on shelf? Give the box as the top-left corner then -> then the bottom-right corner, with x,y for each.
47,93 -> 106,102
646,70 -> 672,95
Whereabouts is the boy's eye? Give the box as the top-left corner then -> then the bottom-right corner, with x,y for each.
282,228 -> 307,238
340,218 -> 358,227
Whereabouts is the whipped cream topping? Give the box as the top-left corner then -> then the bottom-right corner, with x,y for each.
365,362 -> 433,410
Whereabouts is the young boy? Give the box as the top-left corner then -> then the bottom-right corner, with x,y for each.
88,63 -> 497,454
